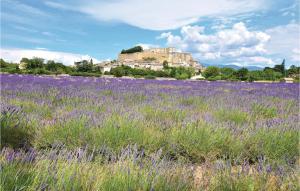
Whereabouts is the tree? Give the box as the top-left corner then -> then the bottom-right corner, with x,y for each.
203,66 -> 220,78
235,68 -> 249,81
75,60 -> 93,72
287,65 -> 300,77
263,67 -> 272,71
273,59 -> 285,76
247,70 -> 264,82
288,65 -> 300,75
263,69 -> 282,81
111,67 -> 126,77
163,61 -> 169,69
45,60 -> 67,73
168,66 -> 194,79
121,46 -> 143,54
220,67 -> 235,79
21,57 -> 44,70
0,59 -> 8,68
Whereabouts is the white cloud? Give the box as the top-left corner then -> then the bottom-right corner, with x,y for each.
236,56 -> 275,66
44,0 -> 269,30
3,0 -> 49,17
158,22 -> 274,66
2,34 -> 49,44
291,48 -> 300,62
265,23 -> 300,65
0,48 -> 100,65
35,47 -> 48,50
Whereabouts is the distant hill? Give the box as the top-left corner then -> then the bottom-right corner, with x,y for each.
202,63 -> 264,71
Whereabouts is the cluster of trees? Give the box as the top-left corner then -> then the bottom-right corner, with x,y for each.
1,57 -> 73,75
0,57 -> 102,76
203,60 -> 299,82
120,46 -> 143,54
73,59 -> 102,76
109,62 -> 195,80
19,57 -> 73,74
0,59 -> 19,73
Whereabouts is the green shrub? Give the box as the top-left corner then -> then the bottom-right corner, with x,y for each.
175,73 -> 189,80
26,68 -> 52,75
169,123 -> 242,162
134,75 -> 143,78
207,75 -> 222,81
6,68 -> 23,74
203,66 -> 220,78
0,106 -> 33,149
243,129 -> 299,163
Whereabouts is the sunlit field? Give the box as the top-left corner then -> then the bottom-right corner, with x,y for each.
1,74 -> 299,190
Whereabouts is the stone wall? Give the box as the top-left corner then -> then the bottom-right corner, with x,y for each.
118,48 -> 199,68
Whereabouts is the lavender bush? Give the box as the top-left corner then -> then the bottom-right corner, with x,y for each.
1,74 -> 299,190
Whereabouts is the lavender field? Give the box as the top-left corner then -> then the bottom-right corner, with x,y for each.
1,74 -> 299,190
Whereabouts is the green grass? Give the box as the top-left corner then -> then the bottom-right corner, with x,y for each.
243,129 -> 299,163
251,104 -> 277,119
35,114 -> 164,153
33,110 -> 299,164
215,109 -> 248,125
1,156 -> 193,191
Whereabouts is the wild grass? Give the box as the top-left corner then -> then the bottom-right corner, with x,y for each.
1,146 -> 298,191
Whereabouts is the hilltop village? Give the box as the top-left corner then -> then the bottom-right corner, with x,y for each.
97,46 -> 204,74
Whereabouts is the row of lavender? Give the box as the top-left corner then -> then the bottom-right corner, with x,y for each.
1,74 -> 299,190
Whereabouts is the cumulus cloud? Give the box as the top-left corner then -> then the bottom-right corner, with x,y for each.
44,0 -> 269,30
158,22 -> 273,66
291,48 -> 300,62
0,48 -> 100,65
265,23 -> 300,64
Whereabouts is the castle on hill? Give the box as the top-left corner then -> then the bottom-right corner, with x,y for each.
99,47 -> 203,73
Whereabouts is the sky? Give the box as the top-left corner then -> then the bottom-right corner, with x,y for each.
0,0 -> 299,68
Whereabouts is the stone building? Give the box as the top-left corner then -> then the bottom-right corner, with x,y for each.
98,47 -> 203,72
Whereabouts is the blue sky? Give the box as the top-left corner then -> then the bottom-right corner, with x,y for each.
1,0 -> 299,68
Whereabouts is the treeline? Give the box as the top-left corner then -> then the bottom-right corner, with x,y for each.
0,58 -> 196,80
0,57 -> 102,77
1,57 -> 299,81
120,46 -> 143,54
109,63 -> 195,80
203,60 -> 299,82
